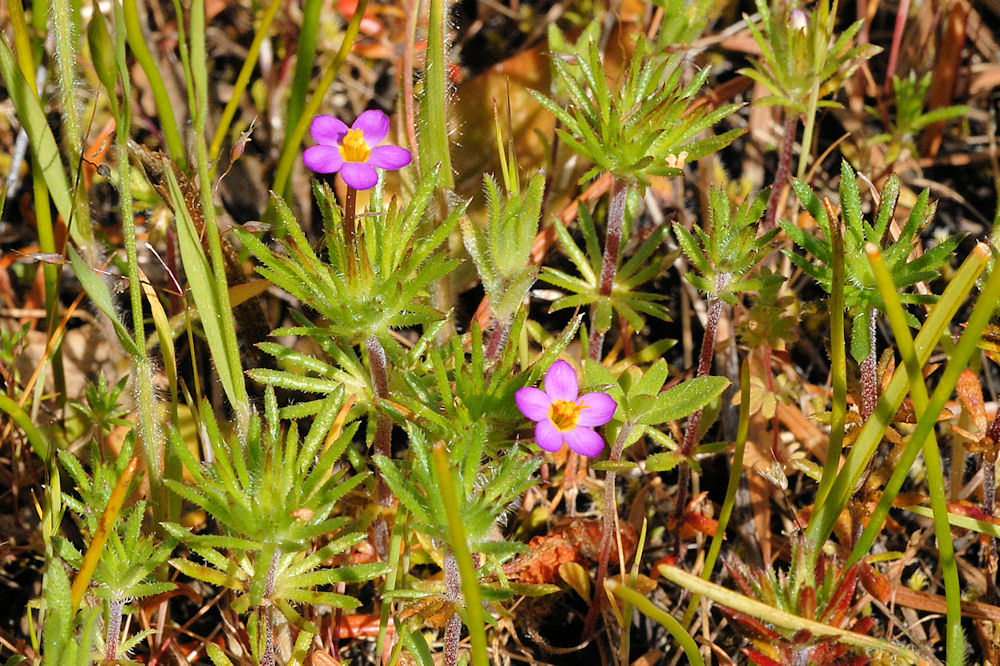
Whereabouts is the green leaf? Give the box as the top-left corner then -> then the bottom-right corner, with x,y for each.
68,248 -> 140,357
646,450 -> 687,473
641,376 -> 729,425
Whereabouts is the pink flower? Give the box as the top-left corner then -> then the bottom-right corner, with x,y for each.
515,360 -> 617,457
303,110 -> 412,190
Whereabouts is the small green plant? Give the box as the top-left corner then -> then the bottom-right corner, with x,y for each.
163,391 -> 389,665
869,71 -> 970,164
54,442 -> 174,663
781,160 -> 960,419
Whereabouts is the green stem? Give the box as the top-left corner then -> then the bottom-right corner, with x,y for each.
208,0 -> 282,162
189,0 -> 250,428
851,244 -> 967,664
50,0 -> 93,248
796,81 -> 821,181
111,0 -> 166,514
431,444 -> 488,666
805,243 -> 990,544
610,582 -> 705,666
418,0 -> 453,188
122,0 -> 186,168
285,0 -> 322,139
813,199 -> 848,511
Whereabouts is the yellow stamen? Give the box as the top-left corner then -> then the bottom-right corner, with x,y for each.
339,128 -> 371,163
549,400 -> 584,432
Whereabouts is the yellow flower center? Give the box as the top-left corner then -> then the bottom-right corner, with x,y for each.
339,128 -> 371,163
549,400 -> 583,432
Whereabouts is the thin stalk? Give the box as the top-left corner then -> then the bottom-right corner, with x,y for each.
208,0 -> 282,162
431,444 -> 488,666
813,199 -> 848,511
443,553 -> 462,666
683,360 -> 751,628
854,244 -> 964,664
796,80 -> 822,181
418,0 -> 453,188
762,115 -> 797,231
366,336 -> 392,504
189,0 -> 250,428
273,0 -> 369,197
609,582 -> 706,666
674,289 -> 725,540
344,186 -> 358,282
588,177 -> 628,360
50,0 -> 93,248
104,598 -> 124,661
12,0 -> 66,409
581,423 -> 634,638
110,0 -> 166,512
122,0 -> 186,168
859,307 -> 878,421
285,0 -> 322,143
367,335 -> 393,559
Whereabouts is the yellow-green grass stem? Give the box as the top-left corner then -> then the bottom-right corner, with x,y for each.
189,0 -> 250,426
123,0 -> 186,167
850,243 -> 973,664
431,444 -> 488,666
611,581 -> 705,666
208,0 -> 282,162
806,242 -> 990,545
70,456 -> 140,610
812,199 -> 848,511
659,564 -> 920,663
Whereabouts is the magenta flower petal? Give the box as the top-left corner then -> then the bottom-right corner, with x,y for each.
563,427 -> 605,457
544,360 -> 579,401
310,115 -> 349,145
340,162 -> 378,190
303,145 -> 344,173
534,420 -> 565,452
369,145 -> 412,170
576,392 -> 617,427
516,387 -> 552,421
353,109 -> 390,146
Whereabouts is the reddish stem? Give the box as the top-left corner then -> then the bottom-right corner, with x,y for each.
763,115 -> 798,231
367,335 -> 393,558
581,423 -> 634,639
588,177 -> 628,360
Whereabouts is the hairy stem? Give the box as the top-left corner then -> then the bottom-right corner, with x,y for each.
763,115 -> 798,231
366,335 -> 393,558
674,293 -> 724,549
443,553 -> 462,666
104,598 -> 124,661
587,177 -> 628,361
581,423 -> 634,639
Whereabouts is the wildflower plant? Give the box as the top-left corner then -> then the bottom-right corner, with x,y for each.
162,391 -> 390,663
54,442 -> 174,663
534,21 -> 741,188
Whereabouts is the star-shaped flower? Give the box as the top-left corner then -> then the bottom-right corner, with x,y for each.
515,360 -> 617,457
303,109 -> 412,190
